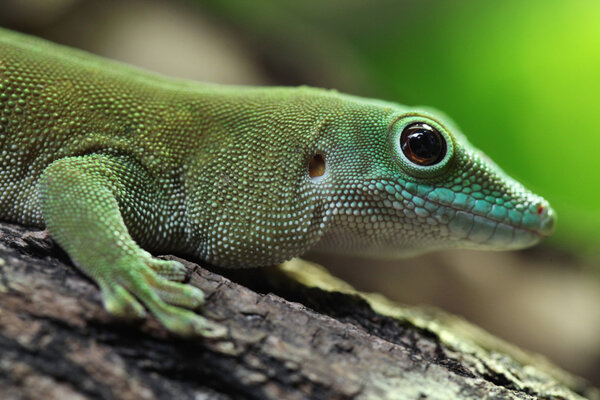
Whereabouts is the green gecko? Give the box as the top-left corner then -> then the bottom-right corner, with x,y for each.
0,28 -> 554,337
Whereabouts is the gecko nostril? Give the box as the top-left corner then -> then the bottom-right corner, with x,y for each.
536,203 -> 545,215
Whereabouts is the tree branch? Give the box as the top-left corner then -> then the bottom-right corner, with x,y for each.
0,221 -> 597,400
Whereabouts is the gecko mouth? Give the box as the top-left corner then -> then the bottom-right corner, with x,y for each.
426,195 -> 555,249
447,207 -> 554,249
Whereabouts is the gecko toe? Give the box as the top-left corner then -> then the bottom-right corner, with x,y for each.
99,282 -> 147,319
146,258 -> 189,282
155,281 -> 205,309
150,303 -> 227,338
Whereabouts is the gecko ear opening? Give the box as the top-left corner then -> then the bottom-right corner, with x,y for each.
308,153 -> 326,179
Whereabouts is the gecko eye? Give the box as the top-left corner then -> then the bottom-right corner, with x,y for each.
400,123 -> 447,166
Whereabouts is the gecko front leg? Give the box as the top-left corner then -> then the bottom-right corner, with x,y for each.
38,153 -> 224,337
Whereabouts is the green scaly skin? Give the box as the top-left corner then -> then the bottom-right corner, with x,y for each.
0,28 -> 555,337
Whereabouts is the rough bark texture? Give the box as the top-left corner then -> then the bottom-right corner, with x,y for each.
0,221 -> 598,400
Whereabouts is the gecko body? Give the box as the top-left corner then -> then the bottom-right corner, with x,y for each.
0,28 -> 554,336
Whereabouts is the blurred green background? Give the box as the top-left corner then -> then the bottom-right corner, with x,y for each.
1,0 -> 598,386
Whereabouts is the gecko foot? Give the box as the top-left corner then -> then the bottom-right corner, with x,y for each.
96,255 -> 226,338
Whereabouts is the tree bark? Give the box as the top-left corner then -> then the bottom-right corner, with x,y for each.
0,221 -> 597,400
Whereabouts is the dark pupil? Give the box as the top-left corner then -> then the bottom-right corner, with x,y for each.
400,123 -> 446,166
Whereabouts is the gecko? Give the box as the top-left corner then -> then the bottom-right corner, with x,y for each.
0,28 -> 555,336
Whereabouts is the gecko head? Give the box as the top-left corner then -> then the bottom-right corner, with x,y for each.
310,103 -> 555,257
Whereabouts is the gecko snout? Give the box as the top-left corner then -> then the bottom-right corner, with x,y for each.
535,202 -> 556,237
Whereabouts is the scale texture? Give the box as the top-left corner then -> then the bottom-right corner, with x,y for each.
0,28 -> 554,335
